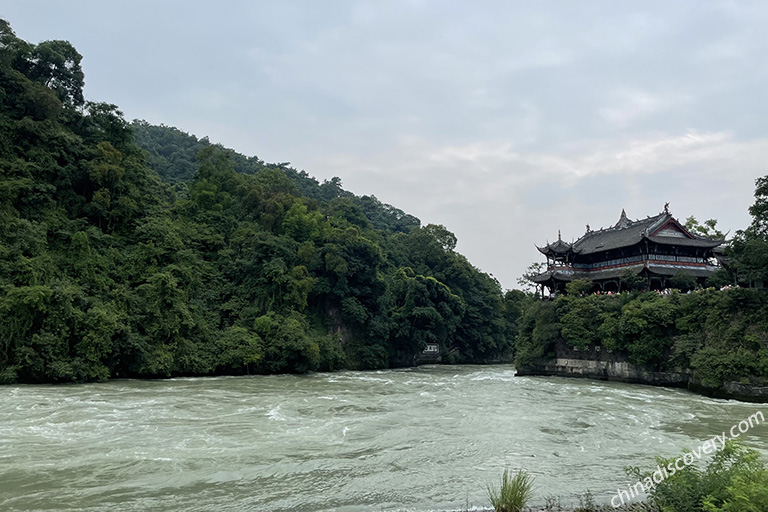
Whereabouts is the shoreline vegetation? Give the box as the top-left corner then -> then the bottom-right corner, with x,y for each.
1,18 -> 767,406
473,440 -> 768,512
439,502 -> 658,512
513,286 -> 768,403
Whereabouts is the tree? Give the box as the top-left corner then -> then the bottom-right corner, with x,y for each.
705,268 -> 733,288
565,278 -> 592,296
518,262 -> 546,293
619,293 -> 678,368
422,224 -> 457,251
15,39 -> 85,107
0,19 -> 31,68
218,326 -> 262,373
81,102 -> 133,147
503,289 -> 528,340
729,175 -> 768,287
685,216 -> 724,239
560,295 -> 602,349
619,269 -> 645,291
748,175 -> 768,236
388,268 -> 464,365
514,300 -> 559,368
670,271 -> 697,291
730,237 -> 768,288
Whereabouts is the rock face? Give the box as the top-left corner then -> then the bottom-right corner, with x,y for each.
689,378 -> 768,403
516,358 -> 690,387
516,343 -> 768,403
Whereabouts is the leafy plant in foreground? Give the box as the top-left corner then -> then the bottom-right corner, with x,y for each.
627,440 -> 768,512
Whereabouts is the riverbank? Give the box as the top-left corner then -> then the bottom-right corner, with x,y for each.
442,505 -> 656,512
435,499 -> 658,512
447,503 -> 658,512
513,288 -> 768,404
515,348 -> 768,403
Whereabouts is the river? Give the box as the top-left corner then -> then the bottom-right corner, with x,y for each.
1,365 -> 766,511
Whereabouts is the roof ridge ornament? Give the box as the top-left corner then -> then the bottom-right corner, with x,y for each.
616,208 -> 630,229
558,229 -> 561,241
664,202 -> 670,214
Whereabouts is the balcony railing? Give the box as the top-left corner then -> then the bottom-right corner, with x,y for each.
548,254 -> 711,272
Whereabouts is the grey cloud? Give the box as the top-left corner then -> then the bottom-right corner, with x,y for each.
4,0 -> 768,288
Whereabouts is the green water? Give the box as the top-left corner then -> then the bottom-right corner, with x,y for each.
1,365 -> 765,511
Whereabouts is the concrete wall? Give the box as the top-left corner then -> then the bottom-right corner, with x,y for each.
517,354 -> 768,403
516,358 -> 689,387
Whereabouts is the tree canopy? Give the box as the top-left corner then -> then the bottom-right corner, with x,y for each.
0,20 -> 512,383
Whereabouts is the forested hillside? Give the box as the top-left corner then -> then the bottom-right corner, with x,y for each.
515,176 -> 768,394
131,120 -> 422,233
0,20 -> 516,384
515,286 -> 768,389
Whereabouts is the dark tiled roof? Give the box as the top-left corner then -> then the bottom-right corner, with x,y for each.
536,238 -> 572,255
645,265 -> 719,278
647,235 -> 722,248
531,263 -> 719,283
531,268 -> 578,283
583,265 -> 644,281
571,212 -> 668,254
563,211 -> 724,255
531,264 -> 644,283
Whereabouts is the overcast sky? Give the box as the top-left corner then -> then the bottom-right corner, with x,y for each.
4,1 -> 767,289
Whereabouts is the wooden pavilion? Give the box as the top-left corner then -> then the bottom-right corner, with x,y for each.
531,206 -> 725,295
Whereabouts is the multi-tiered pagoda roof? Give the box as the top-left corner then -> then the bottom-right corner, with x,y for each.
532,207 -> 725,294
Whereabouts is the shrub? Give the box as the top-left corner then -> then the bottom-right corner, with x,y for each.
514,300 -> 559,369
704,470 -> 768,511
670,271 -> 698,291
566,278 -> 593,296
487,469 -> 534,512
706,268 -> 733,289
559,295 -> 602,350
620,269 -> 646,291
627,440 -> 768,512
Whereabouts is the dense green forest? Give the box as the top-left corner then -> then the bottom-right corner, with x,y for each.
0,20 -> 517,383
515,285 -> 768,388
515,176 -> 768,391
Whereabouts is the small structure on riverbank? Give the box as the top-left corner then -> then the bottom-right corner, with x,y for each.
418,343 -> 441,363
532,206 -> 725,295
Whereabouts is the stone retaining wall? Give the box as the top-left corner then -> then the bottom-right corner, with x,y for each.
517,358 -> 768,403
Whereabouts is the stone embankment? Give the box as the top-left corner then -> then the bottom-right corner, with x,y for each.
516,343 -> 768,403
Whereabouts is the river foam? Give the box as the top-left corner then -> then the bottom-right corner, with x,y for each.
2,365 -> 765,512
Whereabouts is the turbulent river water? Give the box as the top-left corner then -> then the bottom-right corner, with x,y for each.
2,365 -> 766,512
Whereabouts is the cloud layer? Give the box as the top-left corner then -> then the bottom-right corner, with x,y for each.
4,0 -> 767,287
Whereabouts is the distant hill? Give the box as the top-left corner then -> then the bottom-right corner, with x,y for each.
131,120 -> 421,234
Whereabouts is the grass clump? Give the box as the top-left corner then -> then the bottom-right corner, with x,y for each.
487,468 -> 535,512
575,490 -> 597,512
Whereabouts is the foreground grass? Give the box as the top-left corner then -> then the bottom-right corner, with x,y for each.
472,440 -> 768,512
487,469 -> 535,512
